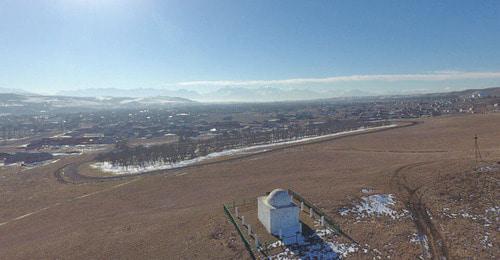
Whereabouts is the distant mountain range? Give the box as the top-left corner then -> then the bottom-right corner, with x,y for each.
0,87 -> 33,95
59,86 -> 500,102
57,87 -> 377,102
58,88 -> 203,100
0,93 -> 195,114
1,86 -> 499,107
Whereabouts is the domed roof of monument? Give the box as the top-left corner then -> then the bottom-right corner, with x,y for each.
265,188 -> 292,207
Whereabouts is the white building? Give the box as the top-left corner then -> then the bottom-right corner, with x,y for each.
258,189 -> 303,245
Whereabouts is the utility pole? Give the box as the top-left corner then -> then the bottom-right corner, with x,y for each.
474,135 -> 482,169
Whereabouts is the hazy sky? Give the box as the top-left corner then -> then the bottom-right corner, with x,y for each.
1,0 -> 500,94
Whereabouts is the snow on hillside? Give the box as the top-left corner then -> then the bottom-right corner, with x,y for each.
267,226 -> 358,259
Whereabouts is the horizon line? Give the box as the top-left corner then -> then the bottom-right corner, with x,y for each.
175,71 -> 500,87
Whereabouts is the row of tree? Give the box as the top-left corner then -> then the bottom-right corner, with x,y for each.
97,120 -> 387,168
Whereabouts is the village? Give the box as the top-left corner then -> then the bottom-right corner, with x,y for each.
1,88 -> 498,168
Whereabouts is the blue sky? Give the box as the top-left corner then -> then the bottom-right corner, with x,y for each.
1,0 -> 500,94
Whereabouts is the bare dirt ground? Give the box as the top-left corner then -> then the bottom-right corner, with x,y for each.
0,113 -> 499,259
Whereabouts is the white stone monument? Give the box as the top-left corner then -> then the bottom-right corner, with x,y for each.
257,189 -> 303,245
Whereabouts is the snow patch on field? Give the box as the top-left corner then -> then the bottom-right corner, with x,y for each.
23,159 -> 60,169
440,207 -> 498,249
440,206 -> 499,231
340,194 -> 407,219
440,206 -> 499,223
51,152 -> 82,157
476,165 -> 500,173
92,124 -> 397,175
361,187 -> 374,194
0,137 -> 29,141
410,233 -> 430,258
267,226 -> 358,259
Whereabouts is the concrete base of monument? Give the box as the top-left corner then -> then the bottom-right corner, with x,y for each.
280,231 -> 305,245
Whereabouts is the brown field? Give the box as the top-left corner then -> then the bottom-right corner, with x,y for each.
0,113 -> 499,259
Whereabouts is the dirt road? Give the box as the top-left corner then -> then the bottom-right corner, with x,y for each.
392,162 -> 449,260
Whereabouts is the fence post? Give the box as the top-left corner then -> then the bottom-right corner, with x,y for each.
248,224 -> 252,235
320,216 -> 325,226
223,205 -> 256,260
235,207 -> 239,217
287,189 -> 358,245
301,201 -> 304,211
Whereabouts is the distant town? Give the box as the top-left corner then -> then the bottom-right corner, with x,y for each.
0,87 -> 498,167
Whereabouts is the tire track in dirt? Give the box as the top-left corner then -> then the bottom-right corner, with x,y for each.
391,162 -> 449,260
0,177 -> 141,228
330,148 -> 449,154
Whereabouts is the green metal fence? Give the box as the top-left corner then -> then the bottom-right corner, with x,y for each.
223,204 -> 256,260
288,189 -> 358,244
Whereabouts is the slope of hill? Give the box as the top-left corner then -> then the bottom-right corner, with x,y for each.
0,113 -> 499,259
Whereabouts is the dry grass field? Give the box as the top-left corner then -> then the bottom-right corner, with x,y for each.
1,113 -> 499,259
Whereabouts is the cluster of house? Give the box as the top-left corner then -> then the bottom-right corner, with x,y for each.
0,152 -> 53,166
26,132 -> 113,150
